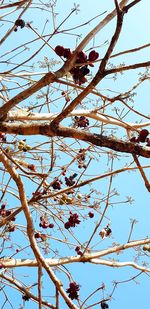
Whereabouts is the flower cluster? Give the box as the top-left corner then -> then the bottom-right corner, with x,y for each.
66,282 -> 80,300
28,164 -> 36,171
22,294 -> 30,301
6,223 -> 16,233
101,301 -> 109,309
77,148 -> 87,168
34,233 -> 47,241
14,19 -> 25,32
0,205 -> 16,232
0,204 -> 15,221
51,179 -> 62,190
39,216 -> 54,229
99,224 -> 112,239
55,45 -> 99,85
88,211 -> 94,218
51,174 -> 78,190
65,173 -> 78,186
0,132 -> 6,142
75,246 -> 83,256
130,129 -> 149,145
74,116 -> 89,128
64,212 -> 80,229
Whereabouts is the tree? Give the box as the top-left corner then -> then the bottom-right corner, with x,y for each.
0,0 -> 150,308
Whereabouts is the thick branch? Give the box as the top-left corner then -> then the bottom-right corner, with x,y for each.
56,126 -> 150,157
1,258 -> 150,273
1,122 -> 150,158
0,0 -> 28,9
1,238 -> 150,269
7,110 -> 150,129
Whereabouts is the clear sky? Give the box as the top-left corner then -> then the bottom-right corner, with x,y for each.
0,1 -> 150,308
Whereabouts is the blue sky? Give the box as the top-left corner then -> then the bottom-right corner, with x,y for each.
0,1 -> 150,308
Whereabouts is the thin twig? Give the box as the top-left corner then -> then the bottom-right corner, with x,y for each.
38,263 -> 42,309
132,154 -> 150,192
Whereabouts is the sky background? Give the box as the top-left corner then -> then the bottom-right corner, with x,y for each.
0,1 -> 150,308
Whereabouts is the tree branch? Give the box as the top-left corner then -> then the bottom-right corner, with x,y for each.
50,1 -> 125,127
0,0 -> 129,121
0,150 -> 79,309
7,110 -> 150,129
90,259 -> 150,272
123,0 -> 141,13
105,61 -> 150,75
0,163 -> 149,228
132,154 -> 150,192
0,273 -> 55,308
1,122 -> 150,157
1,238 -> 150,269
0,0 -> 28,9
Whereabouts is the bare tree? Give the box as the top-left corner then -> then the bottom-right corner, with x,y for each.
0,0 -> 150,308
